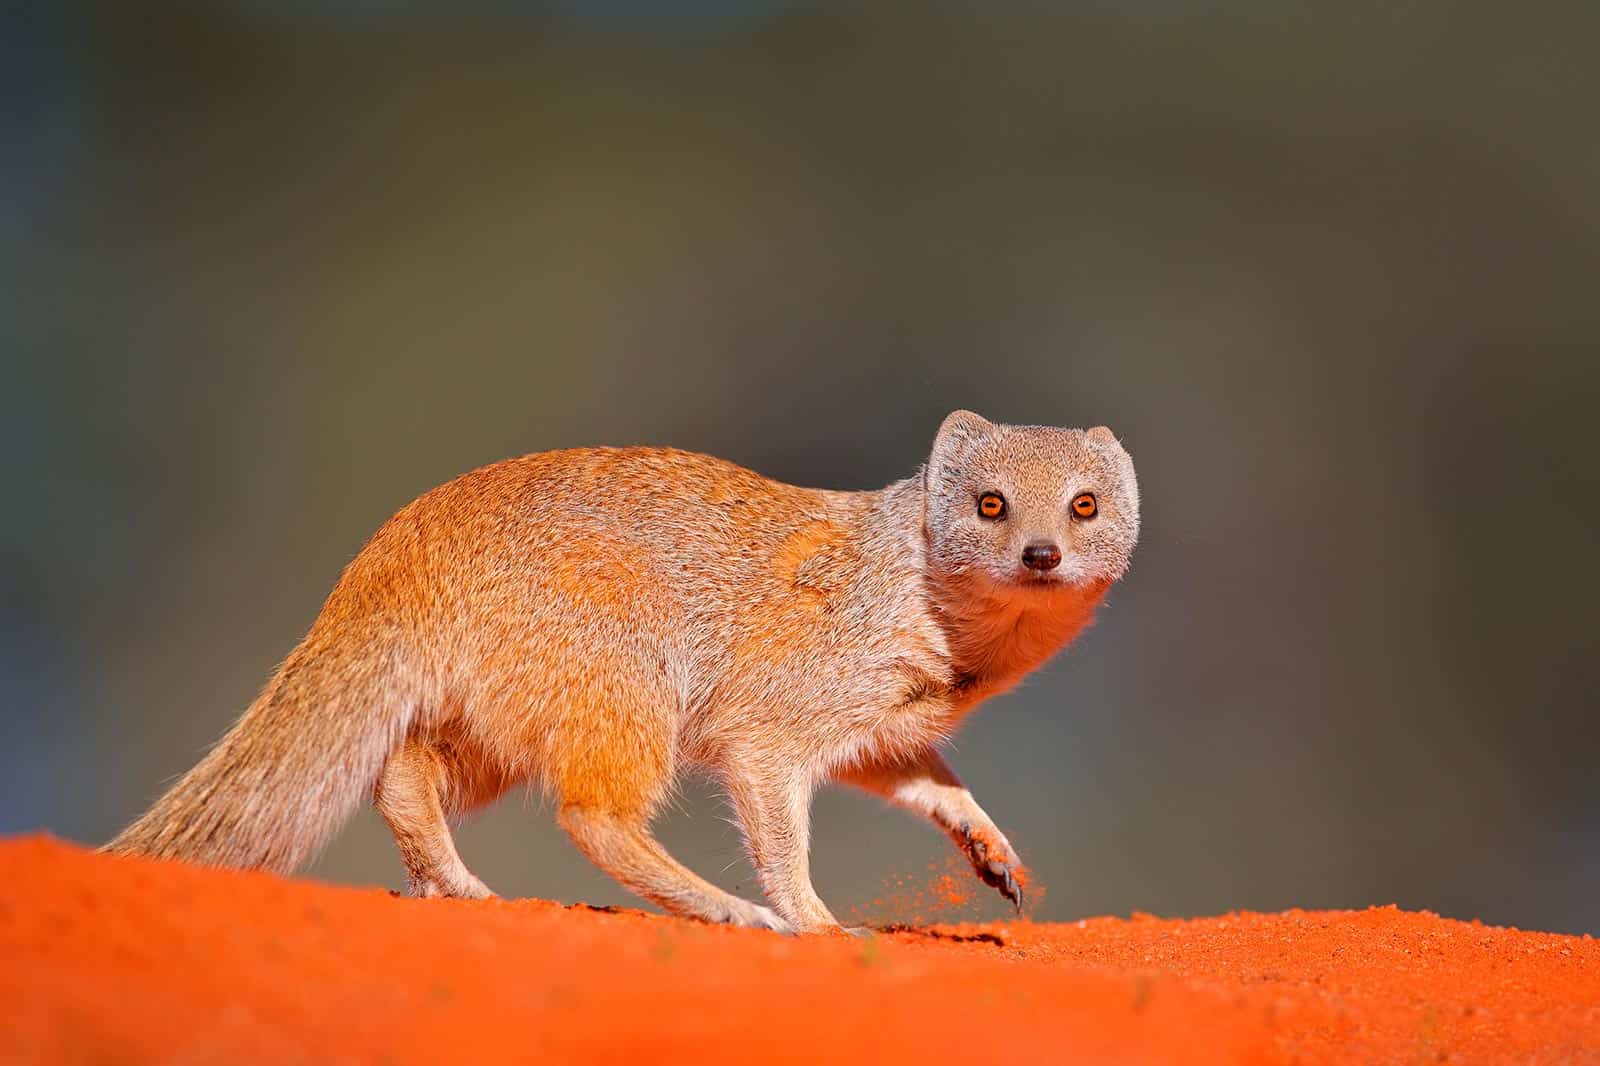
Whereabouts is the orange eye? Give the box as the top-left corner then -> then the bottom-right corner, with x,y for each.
978,492 -> 1007,519
1071,493 -> 1097,519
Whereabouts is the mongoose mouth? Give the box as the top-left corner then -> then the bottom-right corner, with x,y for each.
998,567 -> 1086,592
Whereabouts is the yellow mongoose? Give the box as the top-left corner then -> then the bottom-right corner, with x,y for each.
108,410 -> 1139,933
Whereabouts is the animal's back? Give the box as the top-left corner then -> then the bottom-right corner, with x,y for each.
354,445 -> 840,645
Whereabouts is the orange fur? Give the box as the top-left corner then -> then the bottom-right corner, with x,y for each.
107,412 -> 1139,933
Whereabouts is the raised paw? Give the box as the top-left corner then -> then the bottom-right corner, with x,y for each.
959,822 -> 1026,913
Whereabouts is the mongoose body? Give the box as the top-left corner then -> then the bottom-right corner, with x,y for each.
109,411 -> 1140,933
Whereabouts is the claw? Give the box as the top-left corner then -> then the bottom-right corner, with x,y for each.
965,830 -> 988,866
960,824 -> 1024,913
997,865 -> 1023,913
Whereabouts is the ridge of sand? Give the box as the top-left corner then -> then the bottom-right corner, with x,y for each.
3,835 -> 1596,1063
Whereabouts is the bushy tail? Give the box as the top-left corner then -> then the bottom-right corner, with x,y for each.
106,630 -> 416,874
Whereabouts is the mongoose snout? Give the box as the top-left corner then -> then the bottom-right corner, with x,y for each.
1021,542 -> 1062,571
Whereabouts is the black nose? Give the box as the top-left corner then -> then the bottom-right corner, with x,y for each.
1021,542 -> 1062,571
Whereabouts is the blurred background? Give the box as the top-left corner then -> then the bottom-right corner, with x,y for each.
3,2 -> 1597,935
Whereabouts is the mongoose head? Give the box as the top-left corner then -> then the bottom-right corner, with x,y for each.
922,410 -> 1140,592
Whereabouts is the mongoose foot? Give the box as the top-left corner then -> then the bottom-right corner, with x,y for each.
407,873 -> 496,901
959,823 -> 1025,913
721,901 -> 793,934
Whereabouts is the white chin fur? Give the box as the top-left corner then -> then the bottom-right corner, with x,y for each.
987,566 -> 1094,592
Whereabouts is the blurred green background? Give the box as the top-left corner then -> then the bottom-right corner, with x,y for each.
4,2 -> 1597,934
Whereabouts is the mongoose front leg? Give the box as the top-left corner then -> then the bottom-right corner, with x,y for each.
726,769 -> 841,933
835,747 -> 1026,911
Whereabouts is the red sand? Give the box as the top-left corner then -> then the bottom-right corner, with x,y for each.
3,836 -> 1596,1063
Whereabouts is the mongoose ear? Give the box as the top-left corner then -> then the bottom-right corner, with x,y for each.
1086,425 -> 1117,444
926,409 -> 994,494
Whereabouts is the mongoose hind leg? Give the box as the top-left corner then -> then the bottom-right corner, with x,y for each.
374,740 -> 494,900
559,806 -> 789,932
544,660 -> 787,931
